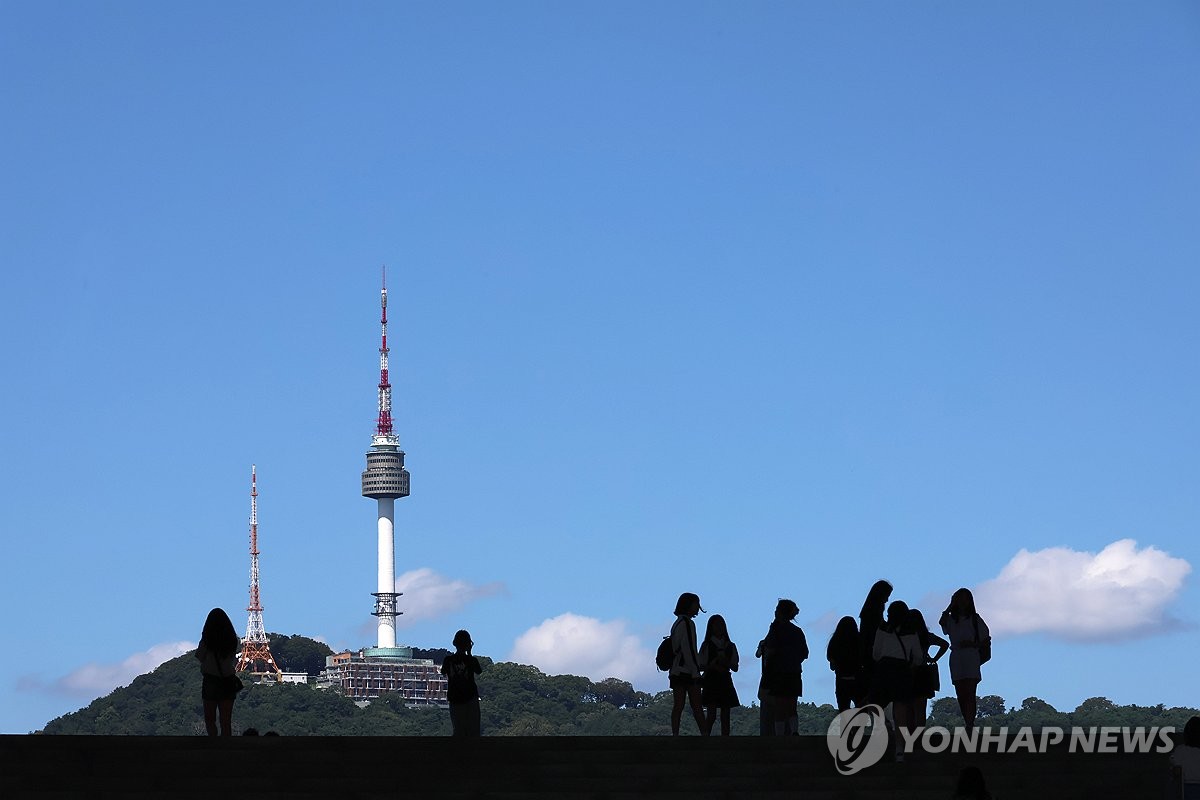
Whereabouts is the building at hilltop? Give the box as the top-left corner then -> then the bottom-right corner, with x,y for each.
316,647 -> 448,705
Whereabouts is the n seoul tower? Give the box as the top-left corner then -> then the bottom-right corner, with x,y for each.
360,269 -> 410,650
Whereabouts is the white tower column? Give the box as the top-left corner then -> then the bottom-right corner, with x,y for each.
376,497 -> 396,648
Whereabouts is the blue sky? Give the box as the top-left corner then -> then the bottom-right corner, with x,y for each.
2,2 -> 1198,733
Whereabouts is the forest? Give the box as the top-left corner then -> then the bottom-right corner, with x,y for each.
39,634 -> 1198,736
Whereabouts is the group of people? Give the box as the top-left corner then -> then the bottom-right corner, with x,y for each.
664,582 -> 994,739
832,581 -> 992,737
665,592 -> 810,736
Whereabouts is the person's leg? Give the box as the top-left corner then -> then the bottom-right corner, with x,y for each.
449,702 -> 468,736
203,699 -> 218,736
688,684 -> 708,735
955,680 -> 979,732
671,685 -> 686,735
893,700 -> 914,757
468,698 -> 481,736
705,705 -> 717,735
786,695 -> 799,735
720,706 -> 731,736
217,698 -> 234,736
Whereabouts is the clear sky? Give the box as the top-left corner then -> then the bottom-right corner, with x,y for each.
1,2 -> 1197,734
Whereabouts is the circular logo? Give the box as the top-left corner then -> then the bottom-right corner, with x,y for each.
826,705 -> 889,775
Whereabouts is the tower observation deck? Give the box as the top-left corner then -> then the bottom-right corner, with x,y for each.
361,271 -> 410,649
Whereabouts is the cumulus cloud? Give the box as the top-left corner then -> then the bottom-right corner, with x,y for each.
974,539 -> 1191,642
392,567 -> 505,629
509,613 -> 657,688
22,641 -> 194,697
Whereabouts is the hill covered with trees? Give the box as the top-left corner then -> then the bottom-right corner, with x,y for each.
40,634 -> 1198,735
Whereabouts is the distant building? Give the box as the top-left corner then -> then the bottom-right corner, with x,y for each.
316,647 -> 448,706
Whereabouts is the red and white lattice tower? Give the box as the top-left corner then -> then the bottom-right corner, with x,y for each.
237,465 -> 280,678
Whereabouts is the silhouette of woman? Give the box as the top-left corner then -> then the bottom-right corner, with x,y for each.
1170,716 -> 1200,799
698,614 -> 740,736
761,599 -> 808,735
196,607 -> 242,736
826,616 -> 862,712
441,629 -> 483,736
940,588 -> 990,732
858,580 -> 892,706
669,592 -> 708,736
907,608 -> 948,727
872,600 -> 922,757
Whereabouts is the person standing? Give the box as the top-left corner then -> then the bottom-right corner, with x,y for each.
858,580 -> 893,706
761,599 -> 808,735
195,608 -> 242,736
441,629 -> 483,736
872,600 -> 923,758
939,588 -> 991,733
826,616 -> 863,712
698,614 -> 740,736
669,592 -> 708,736
907,608 -> 948,727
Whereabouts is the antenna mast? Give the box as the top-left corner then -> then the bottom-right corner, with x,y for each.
237,465 -> 280,679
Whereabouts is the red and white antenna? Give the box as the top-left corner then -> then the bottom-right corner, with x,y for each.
237,464 -> 279,678
375,266 -> 395,441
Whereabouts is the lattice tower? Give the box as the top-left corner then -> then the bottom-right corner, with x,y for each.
237,465 -> 280,678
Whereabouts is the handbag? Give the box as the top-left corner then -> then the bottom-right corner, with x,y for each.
915,660 -> 940,697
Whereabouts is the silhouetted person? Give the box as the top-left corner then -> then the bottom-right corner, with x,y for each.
698,613 -> 739,736
441,629 -> 482,736
754,638 -> 770,735
1170,716 -> 1200,799
195,607 -> 242,736
668,592 -> 708,736
826,616 -> 862,712
908,608 -> 948,727
872,600 -> 922,758
858,580 -> 892,706
761,599 -> 808,735
939,588 -> 990,733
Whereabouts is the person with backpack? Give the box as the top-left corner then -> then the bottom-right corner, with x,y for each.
698,614 -> 740,736
939,588 -> 991,733
761,598 -> 808,735
668,592 -> 708,736
195,607 -> 243,736
441,629 -> 483,736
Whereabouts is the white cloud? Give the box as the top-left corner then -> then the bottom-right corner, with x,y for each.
393,567 -> 505,629
25,641 -> 195,697
509,613 -> 657,689
974,539 -> 1191,642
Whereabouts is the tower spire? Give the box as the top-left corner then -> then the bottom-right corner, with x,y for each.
375,265 -> 396,443
362,268 -> 410,650
237,464 -> 280,679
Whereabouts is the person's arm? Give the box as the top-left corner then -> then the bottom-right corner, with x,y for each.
871,629 -> 884,662
798,629 -> 809,662
928,631 -> 949,662
729,642 -> 739,673
471,656 -> 482,675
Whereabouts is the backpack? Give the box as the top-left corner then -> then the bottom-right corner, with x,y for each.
655,636 -> 674,671
973,616 -> 992,664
